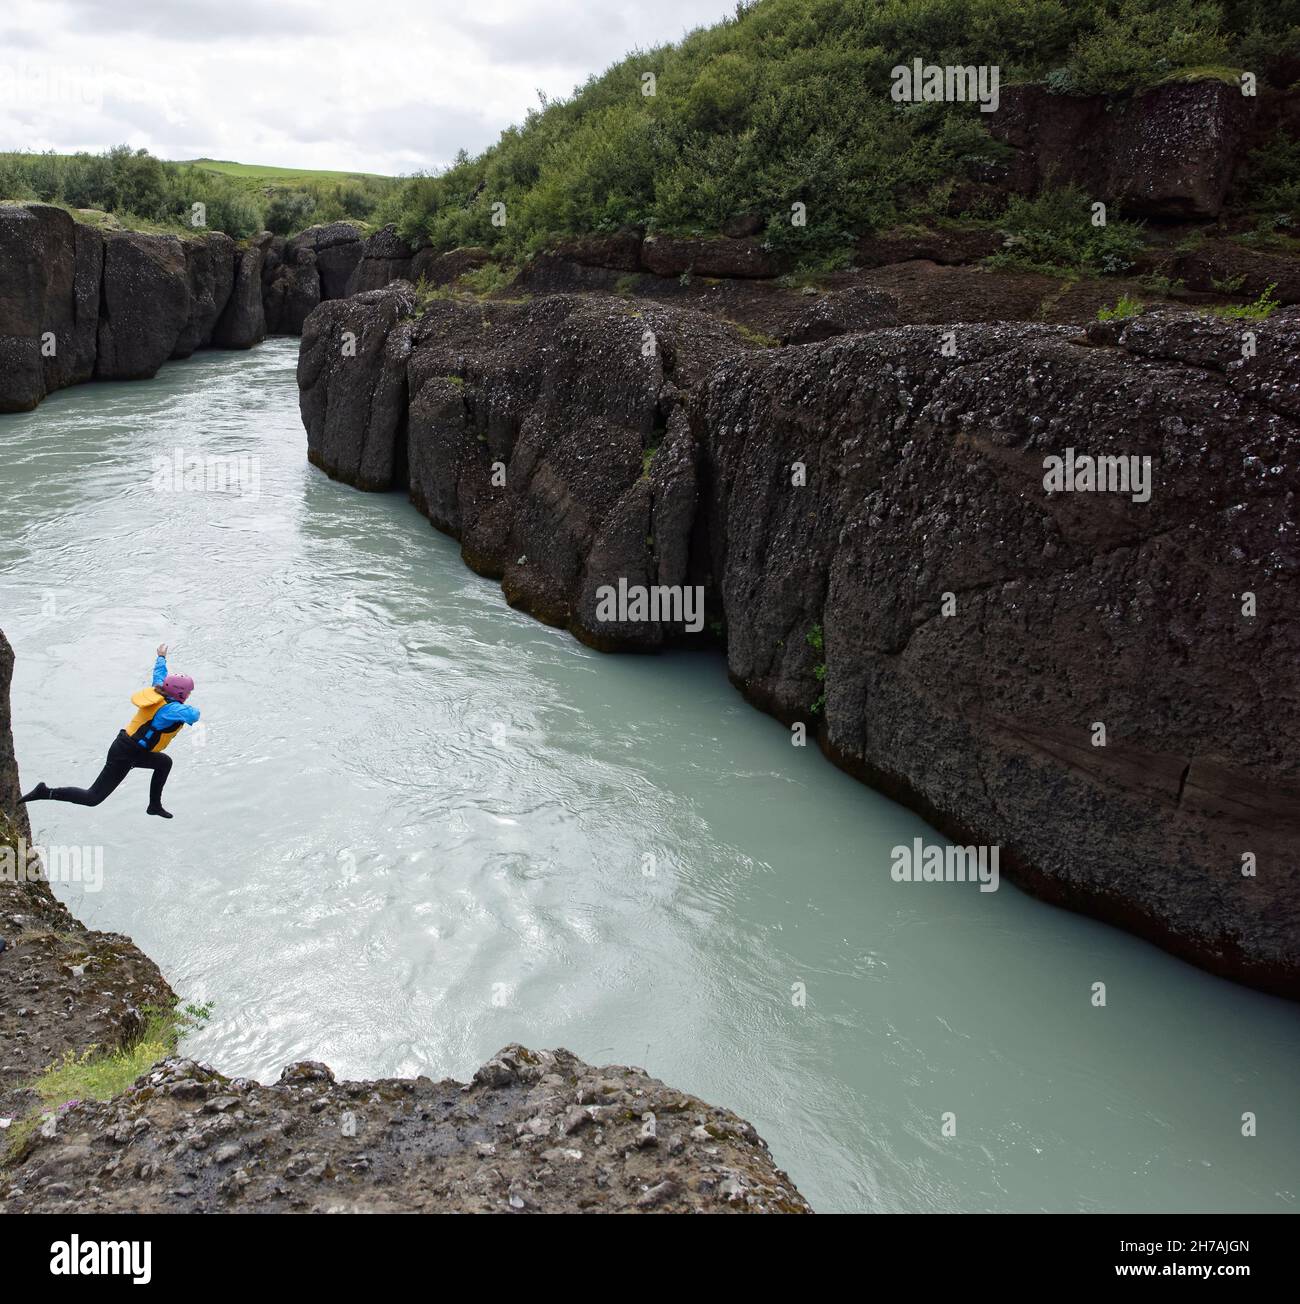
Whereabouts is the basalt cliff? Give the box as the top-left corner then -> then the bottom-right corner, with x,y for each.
299,285 -> 1300,998
0,633 -> 809,1213
0,206 -> 371,412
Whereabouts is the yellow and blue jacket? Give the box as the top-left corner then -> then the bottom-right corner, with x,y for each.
123,656 -> 201,754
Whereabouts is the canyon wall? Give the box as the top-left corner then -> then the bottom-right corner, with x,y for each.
0,204 -> 266,411
0,207 -> 371,412
300,286 -> 1300,997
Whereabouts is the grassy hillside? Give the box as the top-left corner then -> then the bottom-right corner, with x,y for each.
180,158 -> 393,185
377,0 -> 1300,264
0,148 -> 399,238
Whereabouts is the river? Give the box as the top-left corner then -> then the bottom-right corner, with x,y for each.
1,339 -> 1296,1212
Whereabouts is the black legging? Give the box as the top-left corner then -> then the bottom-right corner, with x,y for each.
48,732 -> 172,808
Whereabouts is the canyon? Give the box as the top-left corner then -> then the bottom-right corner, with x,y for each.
298,285 -> 1300,997
0,71 -> 1297,1216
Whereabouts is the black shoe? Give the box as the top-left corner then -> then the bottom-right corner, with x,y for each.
147,804 -> 174,819
20,782 -> 49,803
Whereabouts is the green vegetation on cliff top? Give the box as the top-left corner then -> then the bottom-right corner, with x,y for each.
0,147 -> 398,239
2,0 -> 1296,254
376,0 -> 1299,261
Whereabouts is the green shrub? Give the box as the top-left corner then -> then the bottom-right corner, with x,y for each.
1137,271 -> 1185,295
265,192 -> 318,235
1208,283 -> 1281,320
1097,295 -> 1144,320
4,999 -> 213,1166
378,0 -> 1295,261
988,186 -> 1146,277
458,261 -> 514,296
1234,130 -> 1300,214
0,147 -> 397,238
1062,0 -> 1233,94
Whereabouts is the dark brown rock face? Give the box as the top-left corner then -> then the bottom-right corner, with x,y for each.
95,231 -> 193,379
0,206 -> 277,404
548,230 -> 644,273
0,204 -> 101,411
409,245 -> 492,287
1175,238 -> 1300,305
263,225 -> 369,336
989,79 -> 1256,219
781,286 -> 900,344
298,282 -> 417,491
0,630 -> 28,843
301,290 -> 752,646
286,221 -> 365,300
299,292 -> 1300,996
212,234 -> 269,349
855,227 -> 1002,268
172,231 -> 236,358
642,234 -> 779,279
1,1047 -> 810,1213
263,244 -> 322,335
347,223 -> 416,294
94,227 -> 243,378
693,313 -> 1299,996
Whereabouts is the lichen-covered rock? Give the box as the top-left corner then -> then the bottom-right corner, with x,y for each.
641,235 -> 779,279
693,311 -> 1300,995
409,245 -> 492,287
347,224 -> 417,295
263,245 -> 321,335
212,233 -> 270,349
95,231 -> 190,379
286,221 -> 365,300
0,1046 -> 810,1213
547,230 -> 644,273
172,231 -> 236,358
782,286 -> 900,344
300,292 -> 754,647
0,204 -> 101,411
1174,237 -> 1300,305
855,226 -> 1001,269
989,79 -> 1256,219
298,281 -> 415,490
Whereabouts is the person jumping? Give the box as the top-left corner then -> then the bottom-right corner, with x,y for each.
21,644 -> 200,819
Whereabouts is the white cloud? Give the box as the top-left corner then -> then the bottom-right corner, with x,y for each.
0,0 -> 734,175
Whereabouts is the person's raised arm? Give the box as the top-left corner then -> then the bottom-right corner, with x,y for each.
153,643 -> 168,687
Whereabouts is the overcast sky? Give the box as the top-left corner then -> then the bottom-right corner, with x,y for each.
0,0 -> 736,175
